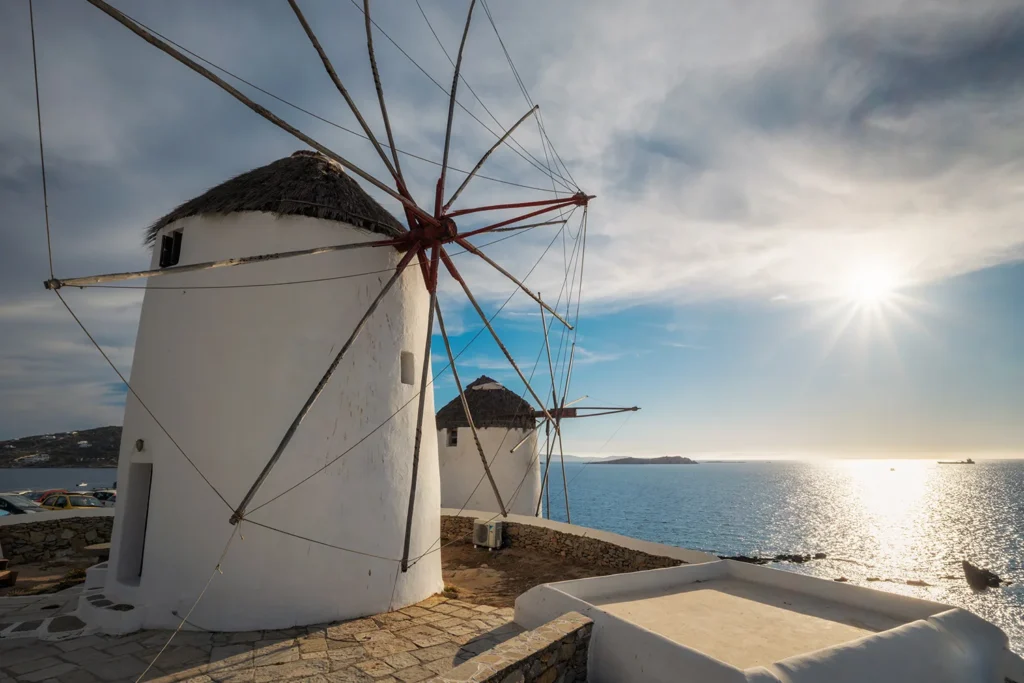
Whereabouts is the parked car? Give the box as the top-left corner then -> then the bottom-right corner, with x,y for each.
0,494 -> 43,515
39,493 -> 105,510
31,489 -> 67,503
91,490 -> 116,507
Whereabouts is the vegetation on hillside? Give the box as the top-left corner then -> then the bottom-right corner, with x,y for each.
0,426 -> 121,468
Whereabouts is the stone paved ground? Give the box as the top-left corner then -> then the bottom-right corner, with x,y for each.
0,586 -> 82,624
0,596 -> 522,683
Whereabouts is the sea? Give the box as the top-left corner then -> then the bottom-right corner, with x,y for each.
0,467 -> 118,493
541,459 -> 1024,654
2,462 -> 1021,653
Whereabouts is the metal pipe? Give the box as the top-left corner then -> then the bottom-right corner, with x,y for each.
510,420 -> 544,453
443,105 -> 539,212
288,0 -> 404,192
288,0 -> 411,197
454,237 -> 572,330
556,342 -> 577,523
84,0 -> 434,225
364,0 -> 405,188
535,298 -> 560,516
401,246 -> 440,571
447,193 -> 590,219
44,238 -> 396,289
437,0 -> 476,204
566,406 -> 640,412
536,418 -> 554,518
455,200 -> 578,239
490,219 -> 566,233
434,298 -> 508,518
560,408 -> 640,419
554,406 -> 570,523
540,296 -> 558,403
439,247 -> 565,446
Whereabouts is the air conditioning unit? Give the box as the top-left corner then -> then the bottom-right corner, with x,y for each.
472,519 -> 503,550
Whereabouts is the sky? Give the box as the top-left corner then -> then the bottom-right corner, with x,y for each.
1,0 -> 1023,457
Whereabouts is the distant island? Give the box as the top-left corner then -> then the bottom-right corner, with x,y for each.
0,426 -> 121,468
595,456 -> 697,465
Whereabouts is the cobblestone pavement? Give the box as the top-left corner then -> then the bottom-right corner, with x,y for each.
0,596 -> 522,682
0,586 -> 82,623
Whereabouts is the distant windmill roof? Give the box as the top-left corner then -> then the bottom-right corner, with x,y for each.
435,376 -> 537,430
145,150 -> 404,244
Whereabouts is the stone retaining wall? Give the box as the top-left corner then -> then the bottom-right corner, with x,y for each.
441,515 -> 683,572
438,611 -> 591,683
0,514 -> 113,564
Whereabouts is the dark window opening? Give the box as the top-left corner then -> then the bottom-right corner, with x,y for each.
447,429 -> 458,447
159,229 -> 183,268
118,462 -> 153,581
400,351 -> 415,385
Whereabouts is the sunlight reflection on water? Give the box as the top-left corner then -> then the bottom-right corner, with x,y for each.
544,459 -> 1024,654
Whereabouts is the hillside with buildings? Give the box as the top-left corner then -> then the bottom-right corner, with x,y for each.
0,426 -> 120,468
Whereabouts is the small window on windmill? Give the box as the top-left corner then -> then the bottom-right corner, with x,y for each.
447,429 -> 458,447
159,229 -> 183,268
400,351 -> 415,385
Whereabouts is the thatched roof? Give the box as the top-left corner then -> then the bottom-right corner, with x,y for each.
145,150 -> 405,244
436,376 -> 537,431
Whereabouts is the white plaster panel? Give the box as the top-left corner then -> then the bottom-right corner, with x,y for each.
103,212 -> 442,631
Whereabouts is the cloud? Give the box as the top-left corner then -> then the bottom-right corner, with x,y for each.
450,356 -> 518,373
0,292 -> 139,436
2,0 -> 1024,436
569,3 -> 1024,306
569,346 -> 623,366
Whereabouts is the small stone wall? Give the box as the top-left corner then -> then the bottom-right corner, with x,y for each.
441,515 -> 683,572
0,514 -> 113,564
437,611 -> 592,683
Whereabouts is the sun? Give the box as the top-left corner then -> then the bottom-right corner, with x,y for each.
846,264 -> 899,307
800,258 -> 922,360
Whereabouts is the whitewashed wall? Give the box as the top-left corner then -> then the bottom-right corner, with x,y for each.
438,427 -> 540,516
102,212 -> 442,631
516,561 -> 1014,683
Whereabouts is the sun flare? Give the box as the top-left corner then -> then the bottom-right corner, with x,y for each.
846,265 -> 899,306
802,258 -> 927,359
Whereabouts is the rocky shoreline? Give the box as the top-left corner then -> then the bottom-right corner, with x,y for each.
717,552 -> 827,565
718,551 -> 1012,591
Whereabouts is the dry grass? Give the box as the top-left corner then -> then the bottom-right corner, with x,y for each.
440,540 -> 623,608
0,560 -> 92,596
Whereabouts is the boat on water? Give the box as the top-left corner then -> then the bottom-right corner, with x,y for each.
938,458 -> 975,465
76,481 -> 88,487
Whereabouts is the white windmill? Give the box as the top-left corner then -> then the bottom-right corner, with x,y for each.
436,375 -> 541,516
27,0 -> 605,634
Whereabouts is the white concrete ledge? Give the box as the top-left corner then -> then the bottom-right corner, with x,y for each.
0,508 -> 115,528
441,508 -> 718,565
515,560 -> 1016,683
